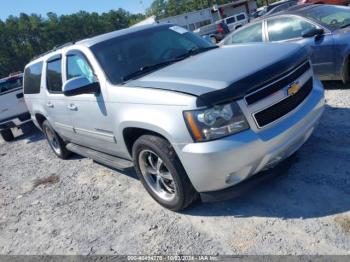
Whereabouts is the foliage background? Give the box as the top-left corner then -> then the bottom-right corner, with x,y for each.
0,0 -> 274,78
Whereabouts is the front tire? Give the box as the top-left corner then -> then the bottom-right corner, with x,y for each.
132,135 -> 198,211
0,129 -> 14,142
42,120 -> 71,159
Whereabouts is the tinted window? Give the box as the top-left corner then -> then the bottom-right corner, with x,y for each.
237,14 -> 246,21
225,22 -> 263,44
1,75 -> 23,94
46,58 -> 62,93
304,5 -> 350,29
24,62 -> 43,94
67,53 -> 95,83
91,26 -> 212,84
267,16 -> 316,42
226,17 -> 236,24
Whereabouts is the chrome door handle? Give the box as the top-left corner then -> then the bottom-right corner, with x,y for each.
67,104 -> 78,111
47,102 -> 54,108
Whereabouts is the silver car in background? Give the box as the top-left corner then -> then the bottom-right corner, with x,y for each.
24,24 -> 324,210
222,4 -> 350,84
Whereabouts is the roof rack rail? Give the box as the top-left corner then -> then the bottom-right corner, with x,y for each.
30,41 -> 75,61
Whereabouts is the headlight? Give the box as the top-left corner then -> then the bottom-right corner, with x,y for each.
183,102 -> 249,142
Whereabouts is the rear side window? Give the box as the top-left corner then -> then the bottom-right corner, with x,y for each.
237,14 -> 246,21
24,62 -> 43,94
46,58 -> 63,93
226,22 -> 263,44
226,17 -> 236,24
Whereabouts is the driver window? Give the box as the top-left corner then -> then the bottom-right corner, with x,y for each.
267,16 -> 316,42
66,52 -> 95,83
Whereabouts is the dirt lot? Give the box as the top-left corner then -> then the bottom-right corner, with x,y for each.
0,82 -> 349,255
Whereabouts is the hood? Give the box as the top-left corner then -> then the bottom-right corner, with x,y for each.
126,43 -> 309,107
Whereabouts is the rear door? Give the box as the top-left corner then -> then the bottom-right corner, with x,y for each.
0,75 -> 27,122
44,54 -> 75,139
265,15 -> 335,78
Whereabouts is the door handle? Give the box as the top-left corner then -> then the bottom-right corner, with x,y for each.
67,104 -> 78,111
47,102 -> 54,108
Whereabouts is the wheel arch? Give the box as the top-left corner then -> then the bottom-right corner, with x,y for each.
34,113 -> 47,129
123,127 -> 170,158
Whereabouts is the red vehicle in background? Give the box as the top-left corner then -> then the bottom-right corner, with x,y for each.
299,0 -> 350,5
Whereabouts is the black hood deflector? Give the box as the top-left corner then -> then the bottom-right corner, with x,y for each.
196,46 -> 309,107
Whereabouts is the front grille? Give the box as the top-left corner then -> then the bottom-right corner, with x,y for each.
254,78 -> 313,128
245,61 -> 310,105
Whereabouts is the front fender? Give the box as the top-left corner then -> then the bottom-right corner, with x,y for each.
114,103 -> 194,158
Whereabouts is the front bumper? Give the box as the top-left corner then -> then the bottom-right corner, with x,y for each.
0,112 -> 31,130
175,78 -> 325,193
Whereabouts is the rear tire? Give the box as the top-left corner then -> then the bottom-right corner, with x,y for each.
42,120 -> 71,159
0,129 -> 14,142
132,135 -> 198,211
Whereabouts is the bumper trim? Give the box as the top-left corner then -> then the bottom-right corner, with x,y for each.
200,154 -> 296,202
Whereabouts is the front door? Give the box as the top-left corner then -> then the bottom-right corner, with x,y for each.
63,50 -> 118,155
298,34 -> 335,78
266,15 -> 335,79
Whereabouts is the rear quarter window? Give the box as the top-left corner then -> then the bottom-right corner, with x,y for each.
24,62 -> 43,94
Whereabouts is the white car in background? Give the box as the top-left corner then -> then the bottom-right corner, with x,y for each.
0,73 -> 31,141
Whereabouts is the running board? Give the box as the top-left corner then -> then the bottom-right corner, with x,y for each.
66,143 -> 133,170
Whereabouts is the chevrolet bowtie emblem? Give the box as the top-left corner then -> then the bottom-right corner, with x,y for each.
288,82 -> 301,96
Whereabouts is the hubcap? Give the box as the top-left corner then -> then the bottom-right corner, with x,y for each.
45,126 -> 61,155
138,149 -> 176,201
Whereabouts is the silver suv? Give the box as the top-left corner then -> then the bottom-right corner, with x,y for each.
24,24 -> 325,210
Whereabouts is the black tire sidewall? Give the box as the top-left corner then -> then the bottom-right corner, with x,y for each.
42,120 -> 70,159
133,135 -> 194,211
0,129 -> 14,142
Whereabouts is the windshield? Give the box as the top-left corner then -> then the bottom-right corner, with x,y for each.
304,5 -> 350,30
90,25 -> 213,84
0,75 -> 23,94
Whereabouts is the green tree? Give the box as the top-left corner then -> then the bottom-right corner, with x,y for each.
0,9 -> 145,78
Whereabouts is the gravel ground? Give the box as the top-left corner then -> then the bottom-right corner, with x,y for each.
0,82 -> 349,255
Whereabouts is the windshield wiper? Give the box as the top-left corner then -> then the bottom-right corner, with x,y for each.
122,57 -> 185,82
122,46 -> 218,82
177,46 -> 219,59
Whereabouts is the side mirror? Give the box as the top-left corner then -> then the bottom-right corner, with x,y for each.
63,76 -> 100,97
302,28 -> 324,38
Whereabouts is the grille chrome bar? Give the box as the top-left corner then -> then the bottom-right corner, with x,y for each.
253,78 -> 313,128
245,60 -> 310,105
